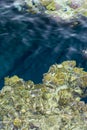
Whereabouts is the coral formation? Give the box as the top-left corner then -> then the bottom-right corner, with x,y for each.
13,0 -> 87,20
0,61 -> 87,129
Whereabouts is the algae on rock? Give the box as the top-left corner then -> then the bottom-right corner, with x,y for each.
0,60 -> 87,129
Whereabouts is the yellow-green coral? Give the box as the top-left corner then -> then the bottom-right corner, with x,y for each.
46,1 -> 56,11
40,0 -> 52,6
4,75 -> 21,86
13,0 -> 87,20
13,118 -> 22,127
0,60 -> 87,129
43,60 -> 87,91
58,89 -> 73,106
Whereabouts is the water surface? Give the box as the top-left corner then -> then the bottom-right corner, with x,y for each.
0,0 -> 87,98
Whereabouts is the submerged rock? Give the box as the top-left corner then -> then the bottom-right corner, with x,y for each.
13,0 -> 87,20
0,61 -> 87,129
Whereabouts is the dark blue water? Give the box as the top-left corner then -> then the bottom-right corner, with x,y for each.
0,0 -> 87,102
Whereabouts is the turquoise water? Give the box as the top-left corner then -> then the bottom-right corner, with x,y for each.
0,0 -> 87,97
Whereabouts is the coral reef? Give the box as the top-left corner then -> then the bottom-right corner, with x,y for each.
0,60 -> 87,129
13,0 -> 87,20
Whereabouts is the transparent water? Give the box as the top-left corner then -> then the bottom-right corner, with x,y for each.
0,0 -> 87,99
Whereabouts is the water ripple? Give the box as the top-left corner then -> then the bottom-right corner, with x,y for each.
0,0 -> 87,89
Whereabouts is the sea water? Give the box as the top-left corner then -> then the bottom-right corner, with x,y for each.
0,0 -> 87,99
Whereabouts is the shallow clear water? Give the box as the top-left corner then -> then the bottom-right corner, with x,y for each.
0,0 -> 87,96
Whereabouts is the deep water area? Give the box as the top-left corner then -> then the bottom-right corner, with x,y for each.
0,0 -> 87,100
